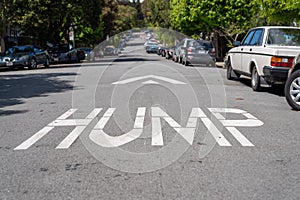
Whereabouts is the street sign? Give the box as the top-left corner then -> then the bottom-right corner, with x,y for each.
69,30 -> 74,41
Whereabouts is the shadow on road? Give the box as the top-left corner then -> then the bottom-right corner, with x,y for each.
239,77 -> 285,97
0,72 -> 76,116
114,57 -> 160,62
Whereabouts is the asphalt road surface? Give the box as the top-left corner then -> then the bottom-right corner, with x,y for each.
0,36 -> 299,200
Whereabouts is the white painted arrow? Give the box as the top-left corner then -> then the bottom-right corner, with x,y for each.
142,80 -> 159,85
112,75 -> 186,85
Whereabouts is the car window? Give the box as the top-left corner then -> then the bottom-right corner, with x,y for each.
34,47 -> 41,52
187,40 -> 195,47
181,39 -> 185,46
267,28 -> 300,46
249,29 -> 264,46
242,30 -> 255,46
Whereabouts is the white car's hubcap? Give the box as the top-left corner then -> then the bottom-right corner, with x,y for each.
290,77 -> 300,105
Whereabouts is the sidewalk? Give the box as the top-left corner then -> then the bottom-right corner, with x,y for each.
216,62 -> 225,68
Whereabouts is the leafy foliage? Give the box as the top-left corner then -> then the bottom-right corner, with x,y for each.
257,0 -> 300,25
4,0 -> 103,46
143,0 -> 171,28
170,0 -> 260,36
115,5 -> 138,33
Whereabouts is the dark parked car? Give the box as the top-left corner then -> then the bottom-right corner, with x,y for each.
0,45 -> 50,69
49,44 -> 80,63
76,49 -> 86,61
77,47 -> 92,58
285,54 -> 300,110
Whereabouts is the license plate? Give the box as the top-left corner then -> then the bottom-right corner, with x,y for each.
54,58 -> 59,61
6,61 -> 13,66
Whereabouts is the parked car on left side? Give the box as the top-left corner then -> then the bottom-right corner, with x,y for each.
0,45 -> 50,69
49,44 -> 81,64
77,47 -> 92,59
285,54 -> 300,110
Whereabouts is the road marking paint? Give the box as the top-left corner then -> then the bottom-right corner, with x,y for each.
15,107 -> 263,150
220,119 -> 264,127
86,108 -> 103,119
142,80 -> 159,85
15,109 -> 101,150
136,107 -> 146,116
225,127 -> 254,147
57,109 -> 78,120
48,119 -> 92,126
208,108 -> 264,146
152,117 -> 164,146
14,126 -> 54,150
56,126 -> 86,149
112,75 -> 186,85
200,118 -> 232,146
89,107 -> 146,147
93,108 -> 116,130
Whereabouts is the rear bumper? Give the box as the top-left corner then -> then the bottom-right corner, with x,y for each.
263,66 -> 290,83
187,55 -> 215,67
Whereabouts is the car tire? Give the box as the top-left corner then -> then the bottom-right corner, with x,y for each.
174,56 -> 178,62
235,71 -> 241,78
183,57 -> 189,66
28,58 -> 37,69
285,70 -> 300,110
226,61 -> 235,80
44,58 -> 50,68
251,67 -> 262,91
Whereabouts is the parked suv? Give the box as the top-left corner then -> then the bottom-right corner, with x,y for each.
285,54 -> 300,110
226,26 -> 300,91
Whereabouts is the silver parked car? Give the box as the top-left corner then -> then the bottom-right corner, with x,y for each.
285,54 -> 300,110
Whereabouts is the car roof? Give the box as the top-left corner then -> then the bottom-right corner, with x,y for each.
250,26 -> 300,30
11,45 -> 34,48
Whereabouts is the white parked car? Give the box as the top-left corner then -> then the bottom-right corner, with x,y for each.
285,54 -> 300,110
226,26 -> 300,91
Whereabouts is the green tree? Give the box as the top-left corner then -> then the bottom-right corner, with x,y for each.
5,0 -> 103,46
102,0 -> 118,37
114,5 -> 138,33
170,0 -> 260,37
257,0 -> 300,25
143,0 -> 171,28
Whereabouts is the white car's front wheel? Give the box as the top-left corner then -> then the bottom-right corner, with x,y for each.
285,70 -> 300,110
251,67 -> 262,91
226,61 -> 234,80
